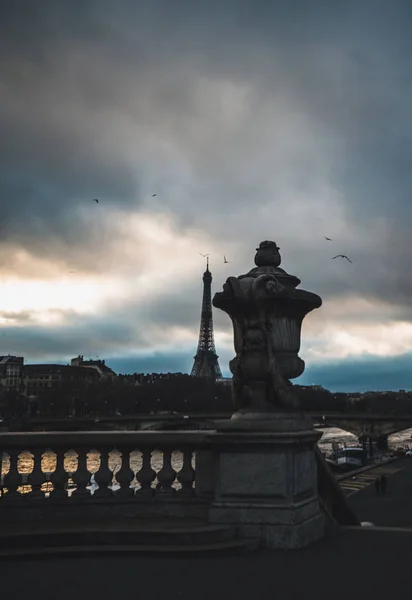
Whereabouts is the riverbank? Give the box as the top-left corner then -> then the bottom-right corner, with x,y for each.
347,456 -> 412,527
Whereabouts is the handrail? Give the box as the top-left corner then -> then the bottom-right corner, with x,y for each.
0,431 -> 212,448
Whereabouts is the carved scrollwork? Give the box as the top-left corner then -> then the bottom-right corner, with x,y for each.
265,277 -> 285,296
243,321 -> 266,351
252,274 -> 285,302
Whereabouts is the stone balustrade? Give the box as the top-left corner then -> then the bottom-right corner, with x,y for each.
0,425 -> 337,549
0,431 -> 214,523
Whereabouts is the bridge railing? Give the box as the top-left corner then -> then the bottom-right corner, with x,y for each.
0,429 -> 361,535
0,431 -> 215,522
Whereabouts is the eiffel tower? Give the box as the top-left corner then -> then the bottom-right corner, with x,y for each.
191,257 -> 222,379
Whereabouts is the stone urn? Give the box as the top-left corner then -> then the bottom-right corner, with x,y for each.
213,240 -> 322,415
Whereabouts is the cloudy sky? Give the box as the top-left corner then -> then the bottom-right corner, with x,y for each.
1,0 -> 412,392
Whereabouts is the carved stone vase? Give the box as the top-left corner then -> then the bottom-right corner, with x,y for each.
213,240 -> 322,417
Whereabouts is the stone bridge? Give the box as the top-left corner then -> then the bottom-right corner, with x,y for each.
144,413 -> 412,447
139,419 -> 218,431
310,412 -> 412,444
12,413 -> 232,432
140,412 -> 412,440
8,412 -> 412,443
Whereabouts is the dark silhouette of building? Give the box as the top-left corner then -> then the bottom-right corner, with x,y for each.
191,257 -> 222,380
24,364 -> 99,396
70,355 -> 117,380
0,355 -> 24,392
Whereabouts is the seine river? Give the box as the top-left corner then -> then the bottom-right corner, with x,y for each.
1,427 -> 411,494
0,448 -> 187,494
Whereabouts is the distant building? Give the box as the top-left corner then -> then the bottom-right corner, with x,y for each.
70,355 -> 117,380
117,373 -> 141,386
0,355 -> 24,392
216,378 -> 231,386
24,364 -> 99,396
295,385 -> 325,391
131,373 -> 190,385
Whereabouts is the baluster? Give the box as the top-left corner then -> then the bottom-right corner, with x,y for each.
0,452 -> 4,497
156,448 -> 176,494
177,449 -> 195,495
115,447 -> 134,498
3,450 -> 22,500
50,450 -> 68,500
72,448 -> 91,498
28,449 -> 45,499
94,449 -> 114,498
136,449 -> 156,495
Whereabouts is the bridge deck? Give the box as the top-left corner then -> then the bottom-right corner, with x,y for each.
3,462 -> 412,598
1,527 -> 411,599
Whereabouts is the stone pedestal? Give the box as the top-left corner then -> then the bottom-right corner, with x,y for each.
209,413 -> 326,549
209,240 -> 326,549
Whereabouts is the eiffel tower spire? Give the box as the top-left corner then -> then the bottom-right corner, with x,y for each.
191,257 -> 222,379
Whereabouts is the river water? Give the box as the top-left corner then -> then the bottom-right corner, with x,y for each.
0,449 -> 187,494
1,427 -> 411,494
317,426 -> 412,455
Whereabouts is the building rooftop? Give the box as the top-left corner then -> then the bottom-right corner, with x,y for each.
0,355 -> 23,364
24,364 -> 99,377
80,360 -> 117,376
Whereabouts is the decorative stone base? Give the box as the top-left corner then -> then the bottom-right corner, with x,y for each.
210,501 -> 325,550
208,411 -> 326,550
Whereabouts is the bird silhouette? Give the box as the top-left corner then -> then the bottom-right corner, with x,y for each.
94,199 -> 99,203
324,237 -> 332,241
333,254 -> 352,263
152,193 -> 157,197
224,255 -> 229,263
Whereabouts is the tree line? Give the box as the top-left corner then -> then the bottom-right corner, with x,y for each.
0,376 -> 411,424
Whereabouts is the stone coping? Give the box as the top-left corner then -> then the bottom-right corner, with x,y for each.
0,428 -> 322,448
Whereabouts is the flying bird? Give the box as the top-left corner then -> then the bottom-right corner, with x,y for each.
324,237 -> 333,241
94,199 -> 99,203
333,254 -> 352,263
152,193 -> 157,197
224,255 -> 229,263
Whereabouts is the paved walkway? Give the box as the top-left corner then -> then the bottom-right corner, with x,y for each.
339,463 -> 402,496
2,458 -> 412,599
1,527 -> 411,600
347,456 -> 412,527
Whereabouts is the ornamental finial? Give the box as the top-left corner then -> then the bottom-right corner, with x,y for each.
254,240 -> 281,267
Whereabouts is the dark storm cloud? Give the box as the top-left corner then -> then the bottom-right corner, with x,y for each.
107,351 -> 196,376
2,0 -> 412,388
0,310 -> 149,358
125,273 -> 230,333
2,1 -> 412,251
